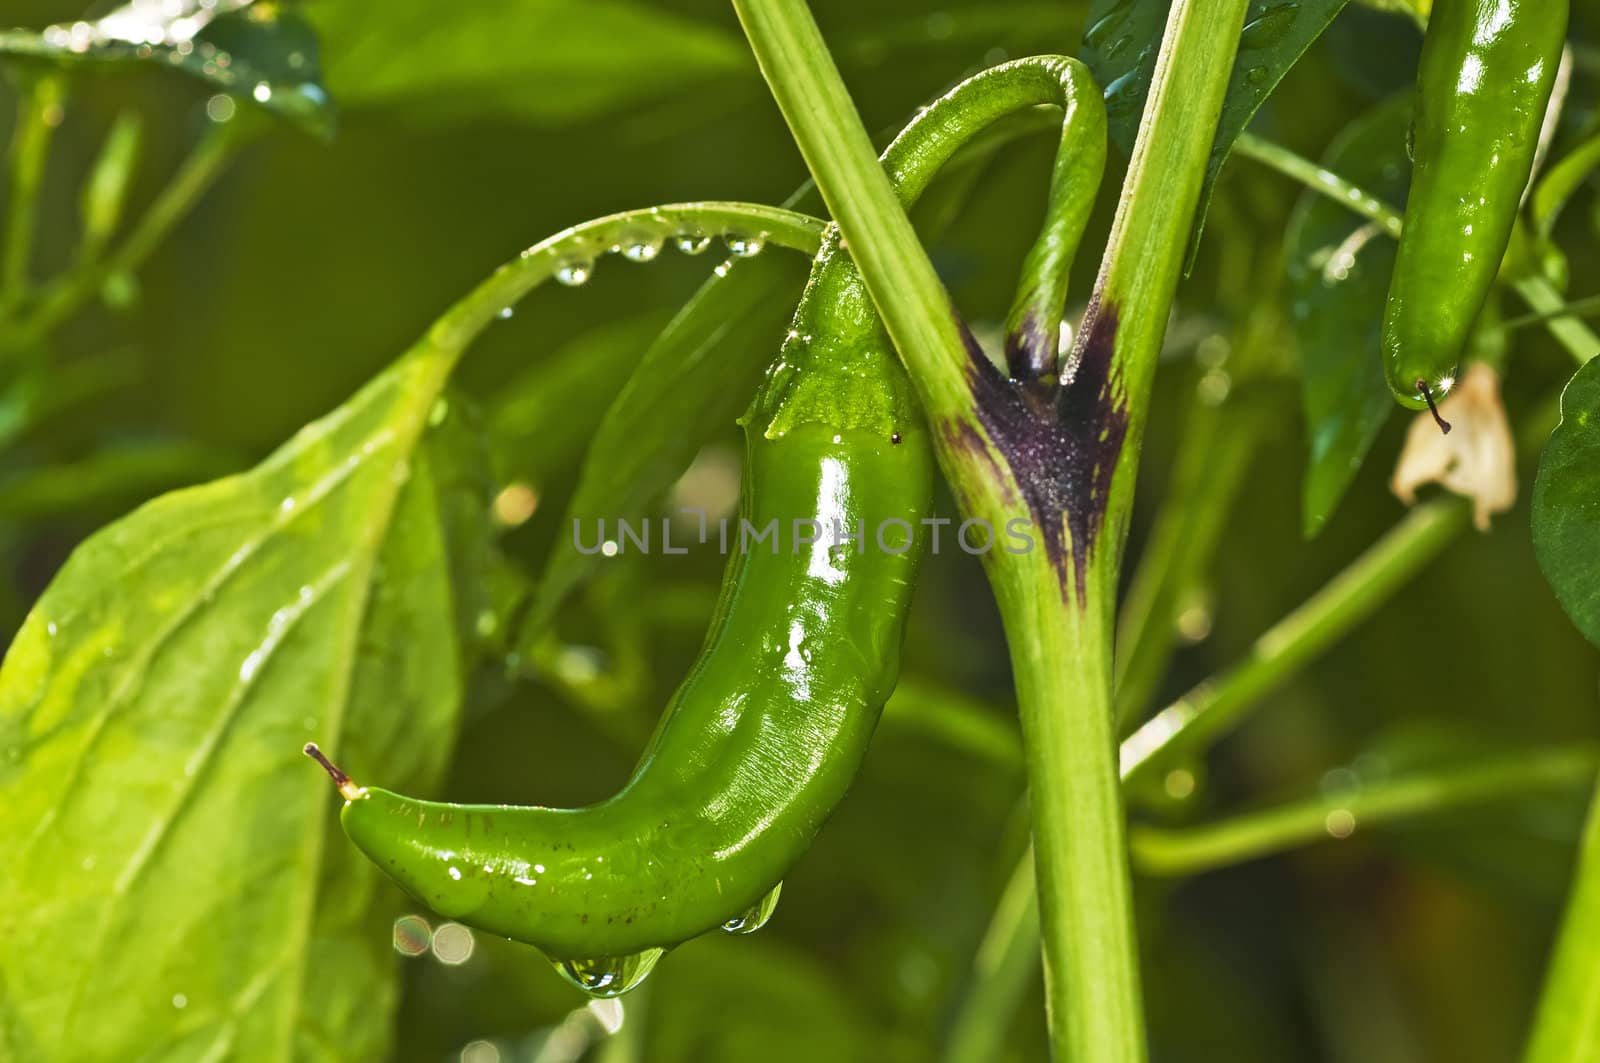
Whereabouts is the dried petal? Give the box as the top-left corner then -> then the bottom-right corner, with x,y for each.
1390,362 -> 1516,531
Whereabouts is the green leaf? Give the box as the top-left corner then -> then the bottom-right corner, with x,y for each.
1533,355 -> 1600,649
306,0 -> 748,129
530,252 -> 807,627
1080,0 -> 1350,263
487,312 -> 672,490
0,1 -> 335,138
1533,131 -> 1600,241
0,343 -> 483,1060
1286,95 -> 1410,537
0,437 -> 243,520
1349,0 -> 1428,25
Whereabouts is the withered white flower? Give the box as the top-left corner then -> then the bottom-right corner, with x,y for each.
1390,362 -> 1516,531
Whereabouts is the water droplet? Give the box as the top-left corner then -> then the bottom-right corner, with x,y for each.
431,921 -> 476,965
675,234 -> 711,255
1325,808 -> 1357,838
620,237 -> 662,263
725,233 -> 766,258
172,993 -> 188,1009
239,650 -> 265,683
1240,3 -> 1296,49
552,948 -> 664,998
393,913 -> 433,956
46,622 -> 57,637
205,95 -> 236,123
252,82 -> 272,103
497,306 -> 515,320
722,881 -> 782,935
554,260 -> 592,286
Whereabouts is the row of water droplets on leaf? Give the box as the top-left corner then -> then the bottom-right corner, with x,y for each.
549,230 -> 767,289
549,882 -> 783,999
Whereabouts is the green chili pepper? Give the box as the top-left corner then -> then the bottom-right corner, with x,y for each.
308,56 -> 1106,994
1382,0 -> 1567,415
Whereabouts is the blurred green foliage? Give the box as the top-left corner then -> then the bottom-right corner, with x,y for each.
1,0 -> 1598,1060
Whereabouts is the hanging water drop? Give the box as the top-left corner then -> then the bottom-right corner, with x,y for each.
675,234 -> 711,255
475,609 -> 499,639
725,233 -> 766,258
621,237 -> 662,263
554,260 -> 593,286
721,881 -> 782,935
552,948 -> 664,998
497,306 -> 515,320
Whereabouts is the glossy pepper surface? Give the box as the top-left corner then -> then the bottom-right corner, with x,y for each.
323,245 -> 931,962
1381,0 -> 1567,409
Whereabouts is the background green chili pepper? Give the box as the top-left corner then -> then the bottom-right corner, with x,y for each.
1381,0 -> 1566,412
309,55 -> 1106,991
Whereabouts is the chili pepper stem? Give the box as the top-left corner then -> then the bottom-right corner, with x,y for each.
304,743 -> 364,801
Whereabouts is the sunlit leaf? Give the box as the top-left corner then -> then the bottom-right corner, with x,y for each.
1285,95 -> 1409,537
307,0 -> 748,129
1080,0 -> 1350,263
1533,355 -> 1600,649
0,0 -> 335,138
0,344 -> 487,1060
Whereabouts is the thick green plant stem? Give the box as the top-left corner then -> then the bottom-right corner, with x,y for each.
1131,746 -> 1597,876
729,3 -> 1247,1059
1,71 -> 64,319
1526,781 -> 1600,1062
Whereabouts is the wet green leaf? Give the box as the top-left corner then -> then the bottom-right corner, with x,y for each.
1533,356 -> 1600,649
307,0 -> 748,129
1285,96 -> 1409,537
0,344 -> 487,1060
0,1 -> 335,138
1080,0 -> 1350,264
530,253 -> 807,628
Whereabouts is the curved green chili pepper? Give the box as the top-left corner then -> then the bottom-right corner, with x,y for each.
1382,0 -> 1567,414
308,56 -> 1106,993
